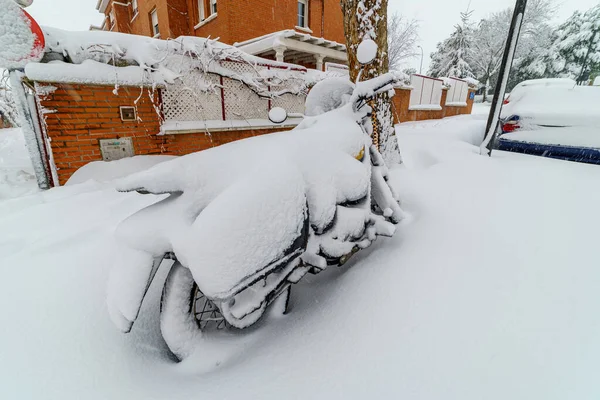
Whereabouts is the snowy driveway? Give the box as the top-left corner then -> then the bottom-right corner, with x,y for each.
1,117 -> 600,399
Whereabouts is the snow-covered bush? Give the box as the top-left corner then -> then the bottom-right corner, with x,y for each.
0,73 -> 19,127
32,27 -> 321,99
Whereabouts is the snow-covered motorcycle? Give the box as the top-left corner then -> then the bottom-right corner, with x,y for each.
107,74 -> 404,360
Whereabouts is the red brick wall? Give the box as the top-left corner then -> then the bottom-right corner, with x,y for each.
35,81 -> 475,186
190,0 -> 232,44
320,0 -> 346,44
392,88 -> 476,124
167,0 -> 193,38
106,0 -> 191,39
37,83 -> 288,186
218,0 -> 345,45
106,2 -> 132,34
103,0 -> 345,45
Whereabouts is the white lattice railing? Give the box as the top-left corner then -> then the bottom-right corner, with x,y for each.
161,60 -> 307,131
161,72 -> 222,122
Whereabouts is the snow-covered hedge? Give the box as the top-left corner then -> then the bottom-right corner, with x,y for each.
26,27 -> 328,98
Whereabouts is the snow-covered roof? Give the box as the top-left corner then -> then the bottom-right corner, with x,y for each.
234,30 -> 347,62
234,30 -> 347,52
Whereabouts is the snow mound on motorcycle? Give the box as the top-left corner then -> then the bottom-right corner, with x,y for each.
109,103 -> 377,311
305,77 -> 354,117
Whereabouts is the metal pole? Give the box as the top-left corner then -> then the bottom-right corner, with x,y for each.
480,0 -> 527,156
418,45 -> 424,74
9,70 -> 50,189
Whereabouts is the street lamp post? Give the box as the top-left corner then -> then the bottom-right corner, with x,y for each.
417,45 -> 424,74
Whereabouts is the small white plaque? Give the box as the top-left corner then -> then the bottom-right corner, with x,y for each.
99,138 -> 134,161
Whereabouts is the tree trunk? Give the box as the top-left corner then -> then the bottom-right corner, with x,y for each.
482,66 -> 492,103
340,0 -> 401,165
578,31 -> 597,85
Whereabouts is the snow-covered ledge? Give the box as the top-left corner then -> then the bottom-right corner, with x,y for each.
160,118 -> 303,135
294,26 -> 313,34
194,13 -> 217,30
408,104 -> 443,111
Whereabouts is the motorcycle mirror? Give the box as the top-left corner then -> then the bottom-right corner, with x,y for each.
14,0 -> 34,7
268,107 -> 288,124
357,39 -> 378,65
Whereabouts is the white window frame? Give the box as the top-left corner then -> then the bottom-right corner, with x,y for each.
150,9 -> 160,37
198,0 -> 205,21
131,0 -> 138,18
209,0 -> 217,15
297,0 -> 308,28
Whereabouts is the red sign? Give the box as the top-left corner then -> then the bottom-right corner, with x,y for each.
0,3 -> 45,68
21,8 -> 45,61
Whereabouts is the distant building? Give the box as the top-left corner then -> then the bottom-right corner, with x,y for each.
0,111 -> 12,129
93,0 -> 348,71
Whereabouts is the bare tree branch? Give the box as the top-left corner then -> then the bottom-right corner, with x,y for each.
387,13 -> 420,71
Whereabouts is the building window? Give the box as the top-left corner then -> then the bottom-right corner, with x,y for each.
150,9 -> 160,37
131,0 -> 138,17
210,0 -> 217,15
109,10 -> 116,29
198,0 -> 205,21
297,0 -> 308,28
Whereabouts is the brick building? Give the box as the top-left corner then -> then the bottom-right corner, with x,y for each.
93,0 -> 348,71
10,6 -> 475,189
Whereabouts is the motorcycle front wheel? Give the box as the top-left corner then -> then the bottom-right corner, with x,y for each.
159,262 -> 292,361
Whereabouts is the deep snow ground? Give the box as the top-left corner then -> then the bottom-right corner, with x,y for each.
1,115 -> 600,399
0,128 -> 38,199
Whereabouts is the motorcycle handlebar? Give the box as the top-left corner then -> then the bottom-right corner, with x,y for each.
352,74 -> 398,113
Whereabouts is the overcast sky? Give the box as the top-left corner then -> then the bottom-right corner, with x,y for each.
389,0 -> 600,72
24,0 -> 600,72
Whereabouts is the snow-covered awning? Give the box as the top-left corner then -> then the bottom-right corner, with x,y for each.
234,30 -> 347,71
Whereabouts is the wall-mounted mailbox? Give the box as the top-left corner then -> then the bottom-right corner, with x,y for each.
99,137 -> 134,161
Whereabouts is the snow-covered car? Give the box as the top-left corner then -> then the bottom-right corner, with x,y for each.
500,83 -> 600,133
503,78 -> 576,106
497,82 -> 600,164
